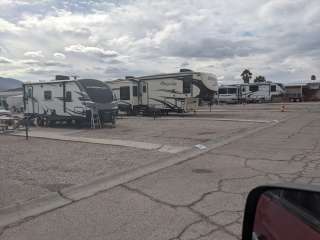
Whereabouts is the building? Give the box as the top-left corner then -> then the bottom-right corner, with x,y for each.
285,82 -> 320,102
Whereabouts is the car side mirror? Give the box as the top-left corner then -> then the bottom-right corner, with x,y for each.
242,184 -> 320,240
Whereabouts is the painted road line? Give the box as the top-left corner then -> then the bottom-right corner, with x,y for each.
119,116 -> 278,124
157,117 -> 278,123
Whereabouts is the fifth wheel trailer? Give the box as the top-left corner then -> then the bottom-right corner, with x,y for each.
109,69 -> 218,115
23,77 -> 118,127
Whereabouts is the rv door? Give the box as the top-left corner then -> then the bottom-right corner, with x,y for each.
139,81 -> 148,105
25,86 -> 35,114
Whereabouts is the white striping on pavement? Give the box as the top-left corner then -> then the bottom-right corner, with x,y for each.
119,116 -> 277,123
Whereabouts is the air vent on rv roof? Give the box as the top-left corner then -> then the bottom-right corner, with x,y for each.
55,75 -> 70,80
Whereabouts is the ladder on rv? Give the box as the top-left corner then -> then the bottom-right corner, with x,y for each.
90,109 -> 102,129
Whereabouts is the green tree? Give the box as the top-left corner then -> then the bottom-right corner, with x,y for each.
254,75 -> 266,83
241,69 -> 252,84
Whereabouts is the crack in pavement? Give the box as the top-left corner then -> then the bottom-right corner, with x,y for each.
57,191 -> 75,202
187,208 -> 241,240
2,111 -> 320,239
121,185 -> 181,209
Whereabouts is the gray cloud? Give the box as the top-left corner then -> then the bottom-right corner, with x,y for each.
167,38 -> 261,59
0,56 -> 13,63
0,0 -> 319,83
64,44 -> 118,58
42,60 -> 70,67
104,59 -> 123,64
25,68 -> 60,76
24,51 -> 44,58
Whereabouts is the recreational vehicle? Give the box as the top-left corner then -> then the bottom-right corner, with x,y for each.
110,69 -> 218,115
218,82 -> 286,103
23,77 -> 118,127
218,85 -> 240,104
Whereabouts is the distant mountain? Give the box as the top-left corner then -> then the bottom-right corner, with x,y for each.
0,77 -> 22,91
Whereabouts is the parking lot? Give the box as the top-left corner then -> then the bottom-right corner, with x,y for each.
0,102 -> 319,239
0,104 -> 289,209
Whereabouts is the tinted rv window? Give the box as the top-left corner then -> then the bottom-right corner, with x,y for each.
78,79 -> 113,103
228,88 -> 237,94
219,88 -> 227,94
271,85 -> 277,92
120,86 -> 130,100
133,86 -> 138,97
66,91 -> 72,102
27,88 -> 32,97
249,85 -> 259,92
44,90 -> 52,100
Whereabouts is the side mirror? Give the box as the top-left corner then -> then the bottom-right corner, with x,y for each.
242,184 -> 320,240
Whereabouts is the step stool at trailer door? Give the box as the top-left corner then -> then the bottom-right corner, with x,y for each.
90,109 -> 102,129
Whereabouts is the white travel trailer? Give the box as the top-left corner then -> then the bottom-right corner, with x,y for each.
218,82 -> 286,103
110,69 -> 218,115
23,77 -> 118,127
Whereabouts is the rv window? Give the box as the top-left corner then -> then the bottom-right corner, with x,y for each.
249,85 -> 259,92
228,88 -> 237,94
27,88 -> 32,97
271,85 -> 277,92
143,85 -> 147,93
133,86 -> 138,97
219,88 -> 227,94
65,91 -> 72,102
44,90 -> 52,100
120,86 -> 130,100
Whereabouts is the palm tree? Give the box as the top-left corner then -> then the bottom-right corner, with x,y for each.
254,75 -> 266,83
241,69 -> 252,84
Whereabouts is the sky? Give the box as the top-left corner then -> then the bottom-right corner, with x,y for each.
0,0 -> 319,84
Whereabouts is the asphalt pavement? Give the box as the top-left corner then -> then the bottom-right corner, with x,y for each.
1,103 -> 320,240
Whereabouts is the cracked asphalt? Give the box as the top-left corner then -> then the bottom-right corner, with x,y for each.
1,103 -> 320,240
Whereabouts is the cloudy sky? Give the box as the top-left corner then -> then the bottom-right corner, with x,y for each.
0,0 -> 319,84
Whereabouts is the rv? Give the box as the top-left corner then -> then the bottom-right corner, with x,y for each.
23,77 -> 118,127
217,85 -> 240,104
110,69 -> 218,115
218,82 -> 286,103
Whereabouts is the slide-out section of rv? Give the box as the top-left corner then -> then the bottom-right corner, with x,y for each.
218,82 -> 286,103
110,69 -> 218,115
218,85 -> 240,104
23,77 -> 118,128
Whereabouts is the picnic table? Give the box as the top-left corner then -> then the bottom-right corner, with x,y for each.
0,115 -> 24,132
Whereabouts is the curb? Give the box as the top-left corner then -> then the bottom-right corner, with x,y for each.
0,192 -> 71,229
11,132 -> 188,154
